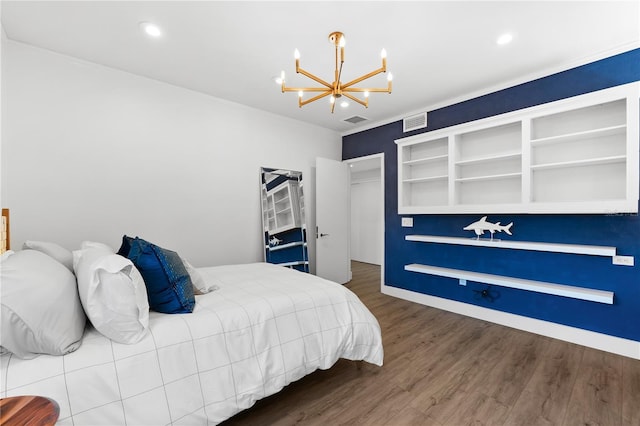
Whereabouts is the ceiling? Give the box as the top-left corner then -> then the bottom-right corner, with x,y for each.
2,1 -> 639,134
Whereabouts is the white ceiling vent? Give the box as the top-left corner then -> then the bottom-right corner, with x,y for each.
403,112 -> 428,132
343,115 -> 369,124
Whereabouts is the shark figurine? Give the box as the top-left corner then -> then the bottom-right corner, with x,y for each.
463,216 -> 513,240
269,236 -> 282,247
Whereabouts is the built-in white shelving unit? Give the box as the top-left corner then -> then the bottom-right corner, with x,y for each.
396,83 -> 640,214
405,235 -> 617,257
405,264 -> 614,304
263,180 -> 303,234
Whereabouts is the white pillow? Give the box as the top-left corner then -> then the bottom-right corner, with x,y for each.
1,250 -> 85,359
182,258 -> 219,294
80,241 -> 115,252
73,247 -> 149,344
23,240 -> 73,272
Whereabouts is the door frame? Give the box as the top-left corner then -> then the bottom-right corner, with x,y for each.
345,153 -> 385,289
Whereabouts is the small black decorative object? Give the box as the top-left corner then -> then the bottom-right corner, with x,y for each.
473,285 -> 500,303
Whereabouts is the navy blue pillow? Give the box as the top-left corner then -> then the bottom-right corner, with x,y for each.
118,236 -> 195,314
117,235 -> 134,258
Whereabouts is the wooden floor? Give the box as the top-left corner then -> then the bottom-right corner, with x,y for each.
223,261 -> 640,426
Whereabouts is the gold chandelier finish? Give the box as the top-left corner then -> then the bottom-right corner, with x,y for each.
280,31 -> 392,113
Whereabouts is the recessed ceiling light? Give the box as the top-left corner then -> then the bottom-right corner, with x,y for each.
340,101 -> 349,108
496,33 -> 513,46
140,22 -> 162,38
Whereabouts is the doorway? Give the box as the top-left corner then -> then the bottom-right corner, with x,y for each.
346,154 -> 384,285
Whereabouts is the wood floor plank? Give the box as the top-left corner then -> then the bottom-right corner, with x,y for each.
382,406 -> 444,426
323,383 -> 414,425
407,322 -> 517,423
436,390 -> 511,426
222,261 -> 638,426
562,348 -> 623,426
622,357 -> 640,426
505,339 -> 584,425
489,332 -> 548,406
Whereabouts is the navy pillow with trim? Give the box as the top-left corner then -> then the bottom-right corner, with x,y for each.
118,236 -> 195,314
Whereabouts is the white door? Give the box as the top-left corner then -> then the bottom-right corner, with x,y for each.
316,157 -> 350,284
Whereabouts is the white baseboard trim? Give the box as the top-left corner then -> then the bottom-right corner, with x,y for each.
382,284 -> 640,360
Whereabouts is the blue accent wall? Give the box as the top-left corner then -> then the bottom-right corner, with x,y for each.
343,49 -> 640,342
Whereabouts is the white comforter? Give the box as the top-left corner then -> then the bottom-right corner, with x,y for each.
0,263 -> 383,425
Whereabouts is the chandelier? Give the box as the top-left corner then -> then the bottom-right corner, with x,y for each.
279,31 -> 392,113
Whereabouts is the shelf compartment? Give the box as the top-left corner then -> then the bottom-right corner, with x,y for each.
404,137 -> 448,162
404,161 -> 448,181
531,99 -> 626,140
455,176 -> 522,205
403,179 -> 448,207
405,235 -> 617,257
456,153 -> 522,182
405,263 -> 614,304
531,130 -> 626,167
456,122 -> 522,162
531,162 -> 626,203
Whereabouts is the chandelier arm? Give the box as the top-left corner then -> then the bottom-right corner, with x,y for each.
335,43 -> 344,89
299,90 -> 333,107
283,87 -> 332,93
296,67 -> 333,89
343,86 -> 391,93
341,65 -> 386,90
341,92 -> 368,108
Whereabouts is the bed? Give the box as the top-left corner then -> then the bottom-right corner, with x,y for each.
0,210 -> 383,425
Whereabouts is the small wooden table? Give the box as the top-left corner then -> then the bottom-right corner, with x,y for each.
0,395 -> 59,426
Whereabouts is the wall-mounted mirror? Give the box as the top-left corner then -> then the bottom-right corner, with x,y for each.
260,167 -> 309,272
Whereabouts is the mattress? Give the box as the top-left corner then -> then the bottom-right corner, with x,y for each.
0,262 -> 383,425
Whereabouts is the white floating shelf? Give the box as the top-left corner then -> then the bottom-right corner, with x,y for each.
405,264 -> 614,304
405,235 -> 617,257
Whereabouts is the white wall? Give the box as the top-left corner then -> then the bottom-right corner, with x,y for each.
350,168 -> 382,265
0,40 -> 341,267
